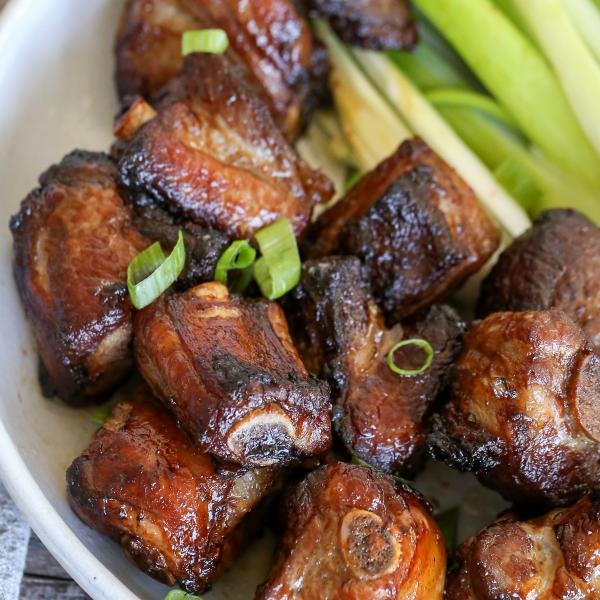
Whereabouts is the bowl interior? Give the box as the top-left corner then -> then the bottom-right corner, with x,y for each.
0,2 -> 508,599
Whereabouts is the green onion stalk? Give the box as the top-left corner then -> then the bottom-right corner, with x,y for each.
352,48 -> 531,236
312,20 -> 412,172
513,0 -> 600,157
413,0 -> 600,189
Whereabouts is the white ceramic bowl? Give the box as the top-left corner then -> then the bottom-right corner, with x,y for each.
0,2 -> 509,599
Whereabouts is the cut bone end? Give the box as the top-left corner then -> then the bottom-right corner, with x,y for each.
339,509 -> 401,580
191,282 -> 230,301
114,96 -> 157,141
226,405 -> 296,466
572,352 -> 600,442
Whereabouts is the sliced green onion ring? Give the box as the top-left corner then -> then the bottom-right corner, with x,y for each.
386,338 -> 434,377
127,231 -> 186,310
182,29 -> 229,56
214,240 -> 256,293
253,218 -> 301,300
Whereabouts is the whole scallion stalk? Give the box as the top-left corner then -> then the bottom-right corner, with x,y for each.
413,0 -> 600,188
514,0 -> 600,158
431,102 -> 600,223
563,0 -> 600,62
388,42 -> 473,91
313,20 -> 411,171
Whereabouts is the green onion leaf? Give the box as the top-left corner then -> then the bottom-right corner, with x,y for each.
386,338 -> 434,377
91,401 -> 115,425
564,0 -> 600,64
127,231 -> 186,310
182,29 -> 229,56
214,240 -> 256,293
164,590 -> 202,600
351,456 -> 371,468
387,42 -> 475,92
344,167 -> 363,192
253,219 -> 301,300
413,0 -> 600,188
435,506 -> 460,551
514,0 -> 600,159
494,155 -> 542,212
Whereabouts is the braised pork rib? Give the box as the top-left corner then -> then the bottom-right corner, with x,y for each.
447,495 -> 600,599
115,0 -> 325,139
134,282 -> 332,467
68,385 -> 281,594
119,53 -> 333,240
255,462 -> 445,599
289,256 -> 463,475
306,138 -> 499,322
430,310 -> 600,508
478,208 -> 600,347
10,151 -> 149,404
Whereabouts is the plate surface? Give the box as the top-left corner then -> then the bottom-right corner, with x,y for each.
0,2 -> 508,599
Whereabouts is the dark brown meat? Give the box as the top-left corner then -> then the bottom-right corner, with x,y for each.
115,0 -> 325,139
9,151 -> 149,404
446,495 -> 600,599
288,257 -> 464,476
131,200 -> 229,290
67,385 -> 281,594
114,0 -> 198,101
429,310 -> 600,509
306,138 -> 499,322
478,209 -> 600,348
119,53 -> 333,240
306,0 -> 418,50
255,462 -> 446,599
134,282 -> 332,467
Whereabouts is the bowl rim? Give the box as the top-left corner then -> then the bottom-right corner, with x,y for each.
0,1 -> 140,598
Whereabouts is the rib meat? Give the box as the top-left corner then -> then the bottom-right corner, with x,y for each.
447,495 -> 600,599
130,201 -> 229,291
306,138 -> 499,322
10,151 -> 149,404
478,209 -> 600,347
67,385 -> 281,594
429,310 -> 600,509
119,52 -> 333,239
134,282 -> 332,467
288,256 -> 464,475
255,462 -> 446,599
115,0 -> 325,139
305,0 -> 418,50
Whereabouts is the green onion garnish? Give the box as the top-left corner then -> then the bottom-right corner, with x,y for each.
435,506 -> 460,552
164,590 -> 202,600
214,240 -> 256,293
344,167 -> 363,192
351,456 -> 371,468
181,29 -> 229,56
91,401 -> 115,425
127,231 -> 186,310
253,218 -> 301,300
386,338 -> 434,377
